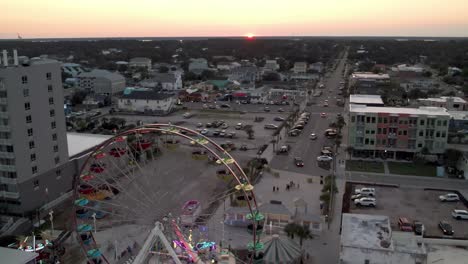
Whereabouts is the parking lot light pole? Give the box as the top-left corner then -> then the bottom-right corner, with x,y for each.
49,210 -> 54,236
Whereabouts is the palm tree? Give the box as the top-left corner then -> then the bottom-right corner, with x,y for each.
283,223 -> 313,247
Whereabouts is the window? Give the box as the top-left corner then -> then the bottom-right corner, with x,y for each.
53,145 -> 58,152
48,97 -> 54,105
371,117 -> 376,123
351,116 -> 355,122
383,128 -> 387,134
370,140 -> 374,145
419,131 -> 424,136
21,75 -> 28,84
56,169 -> 62,179
6,145 -> 13,152
52,133 -> 57,141
27,128 -> 33,136
48,85 -> 53,92
418,143 -> 423,148
378,117 -> 382,123
383,118 -> 388,124
23,89 -> 29,97
442,132 -> 446,137
54,156 -> 60,164
365,138 -> 369,144
365,130 -> 369,134
29,141 -> 35,149
436,132 -> 440,137
30,153 -> 36,162
50,109 -> 55,117
46,72 -> 52,80
24,102 -> 31,110
420,120 -> 425,125
378,128 -> 382,134
366,117 -> 370,123
51,121 -> 56,129
371,130 -> 375,134
32,166 -> 38,175
443,120 -> 447,126
26,115 -> 32,123
437,120 -> 441,126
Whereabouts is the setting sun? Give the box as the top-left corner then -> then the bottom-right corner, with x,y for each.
246,33 -> 255,39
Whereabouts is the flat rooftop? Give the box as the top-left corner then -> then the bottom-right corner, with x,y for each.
341,213 -> 393,250
349,94 -> 384,105
349,104 -> 450,116
67,132 -> 113,158
418,96 -> 467,104
351,72 -> 390,80
0,247 -> 38,264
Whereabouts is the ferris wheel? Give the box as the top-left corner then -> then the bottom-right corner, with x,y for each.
72,124 -> 265,264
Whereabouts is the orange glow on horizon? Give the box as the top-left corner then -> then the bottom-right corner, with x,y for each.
1,0 -> 467,38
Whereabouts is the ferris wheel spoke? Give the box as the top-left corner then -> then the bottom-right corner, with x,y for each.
103,152 -> 161,209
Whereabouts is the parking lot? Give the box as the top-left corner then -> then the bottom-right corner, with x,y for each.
349,184 -> 468,238
110,108 -> 292,162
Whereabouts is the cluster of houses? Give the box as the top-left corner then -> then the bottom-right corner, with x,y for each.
62,57 -> 324,115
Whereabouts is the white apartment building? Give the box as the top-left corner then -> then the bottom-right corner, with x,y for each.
129,57 -> 152,70
118,90 -> 176,114
292,62 -> 308,74
0,50 -> 70,215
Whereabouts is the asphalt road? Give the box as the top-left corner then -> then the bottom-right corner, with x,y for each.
270,51 -> 347,177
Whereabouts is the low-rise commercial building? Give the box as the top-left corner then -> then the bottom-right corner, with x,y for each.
76,69 -> 126,95
129,57 -> 152,70
264,60 -> 279,71
188,58 -> 209,75
348,104 -> 450,159
292,62 -> 307,74
350,72 -> 391,95
118,90 -> 176,115
61,63 -> 84,77
417,97 -> 467,111
349,94 -> 384,106
340,214 -> 427,264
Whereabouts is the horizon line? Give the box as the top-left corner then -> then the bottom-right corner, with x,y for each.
1,35 -> 468,41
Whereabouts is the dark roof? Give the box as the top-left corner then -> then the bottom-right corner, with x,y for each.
121,90 -> 175,101
144,73 -> 176,83
263,235 -> 302,264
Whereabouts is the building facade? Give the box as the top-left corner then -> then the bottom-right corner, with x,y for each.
350,72 -> 391,95
292,62 -> 307,74
348,104 -> 450,159
118,90 -> 176,114
77,69 -> 126,95
417,97 -> 467,111
140,73 -> 182,91
129,57 -> 152,70
0,52 -> 70,215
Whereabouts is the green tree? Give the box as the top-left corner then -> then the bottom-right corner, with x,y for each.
243,125 -> 255,139
444,149 -> 462,167
283,223 -> 313,247
262,72 -> 280,81
159,66 -> 169,73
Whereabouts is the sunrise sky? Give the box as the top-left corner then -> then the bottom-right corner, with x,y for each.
2,0 -> 468,38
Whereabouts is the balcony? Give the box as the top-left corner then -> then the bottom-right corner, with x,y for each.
0,152 -> 15,158
0,139 -> 12,145
387,133 -> 397,138
0,191 -> 20,199
0,98 -> 7,105
0,177 -> 17,185
0,126 -> 10,132
0,165 -> 16,172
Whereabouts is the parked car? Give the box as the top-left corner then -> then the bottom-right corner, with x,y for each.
226,132 -> 236,138
264,124 -> 278,129
439,193 -> 460,202
320,112 -> 327,118
398,217 -> 413,232
310,133 -> 317,140
413,221 -> 424,235
196,123 -> 203,128
200,129 -> 209,135
235,123 -> 243,130
439,221 -> 454,235
289,129 -> 301,136
354,197 -> 376,207
240,144 -> 248,151
208,105 -> 216,109
213,130 -> 221,136
274,117 -> 285,121
278,108 -> 284,112
294,157 -> 304,167
206,123 -> 213,128
452,209 -> 468,220
317,155 -> 333,162
220,104 -> 231,108
264,107 -> 270,112
279,145 -> 290,154
355,187 -> 375,196
351,193 -> 365,201
221,123 -> 229,129
293,124 -> 304,130
323,102 -> 329,107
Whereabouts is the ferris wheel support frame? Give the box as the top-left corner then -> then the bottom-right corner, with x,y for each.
132,222 -> 183,264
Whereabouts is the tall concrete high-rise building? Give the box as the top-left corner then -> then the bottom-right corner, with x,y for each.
0,50 -> 69,216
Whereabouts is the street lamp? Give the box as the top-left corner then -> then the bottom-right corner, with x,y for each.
91,212 -> 97,235
49,210 -> 54,236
